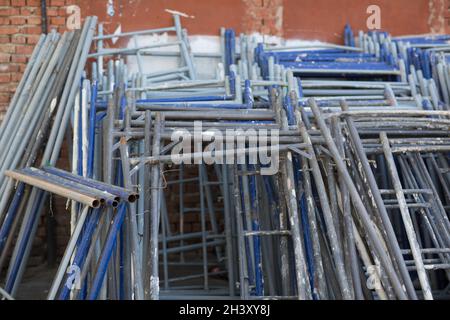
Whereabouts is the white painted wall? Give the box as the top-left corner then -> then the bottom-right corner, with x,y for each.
125,33 -> 340,80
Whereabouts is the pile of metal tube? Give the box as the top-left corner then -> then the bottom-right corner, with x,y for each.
5,167 -> 138,209
0,14 -> 449,300
0,16 -> 98,298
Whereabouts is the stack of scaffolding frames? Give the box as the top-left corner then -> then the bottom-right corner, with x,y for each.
0,14 -> 449,301
0,16 -> 98,298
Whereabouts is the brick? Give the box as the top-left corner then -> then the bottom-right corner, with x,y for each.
0,17 -> 9,24
15,44 -> 34,55
18,63 -> 26,72
11,73 -> 22,82
11,34 -> 26,44
11,55 -> 26,63
27,16 -> 42,25
0,0 -> 11,6
0,64 -> 19,72
0,26 -> 19,35
0,53 -> 10,63
20,7 -> 38,15
9,16 -> 26,25
50,17 -> 65,26
0,83 -> 18,92
50,0 -> 65,6
0,74 -> 11,83
0,8 -> 20,16
58,7 -> 67,16
46,8 -> 58,16
23,26 -> 42,34
26,34 -> 40,44
12,0 -> 26,5
0,36 -> 10,44
0,93 -> 11,103
0,44 -> 15,53
27,0 -> 41,5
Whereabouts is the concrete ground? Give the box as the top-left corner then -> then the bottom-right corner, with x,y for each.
13,255 -> 228,300
16,265 -> 57,300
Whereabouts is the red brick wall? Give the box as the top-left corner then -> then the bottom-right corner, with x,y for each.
0,0 -> 77,122
0,0 -> 448,121
79,0 -> 442,41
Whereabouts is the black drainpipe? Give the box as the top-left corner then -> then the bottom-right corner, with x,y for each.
41,0 -> 48,34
